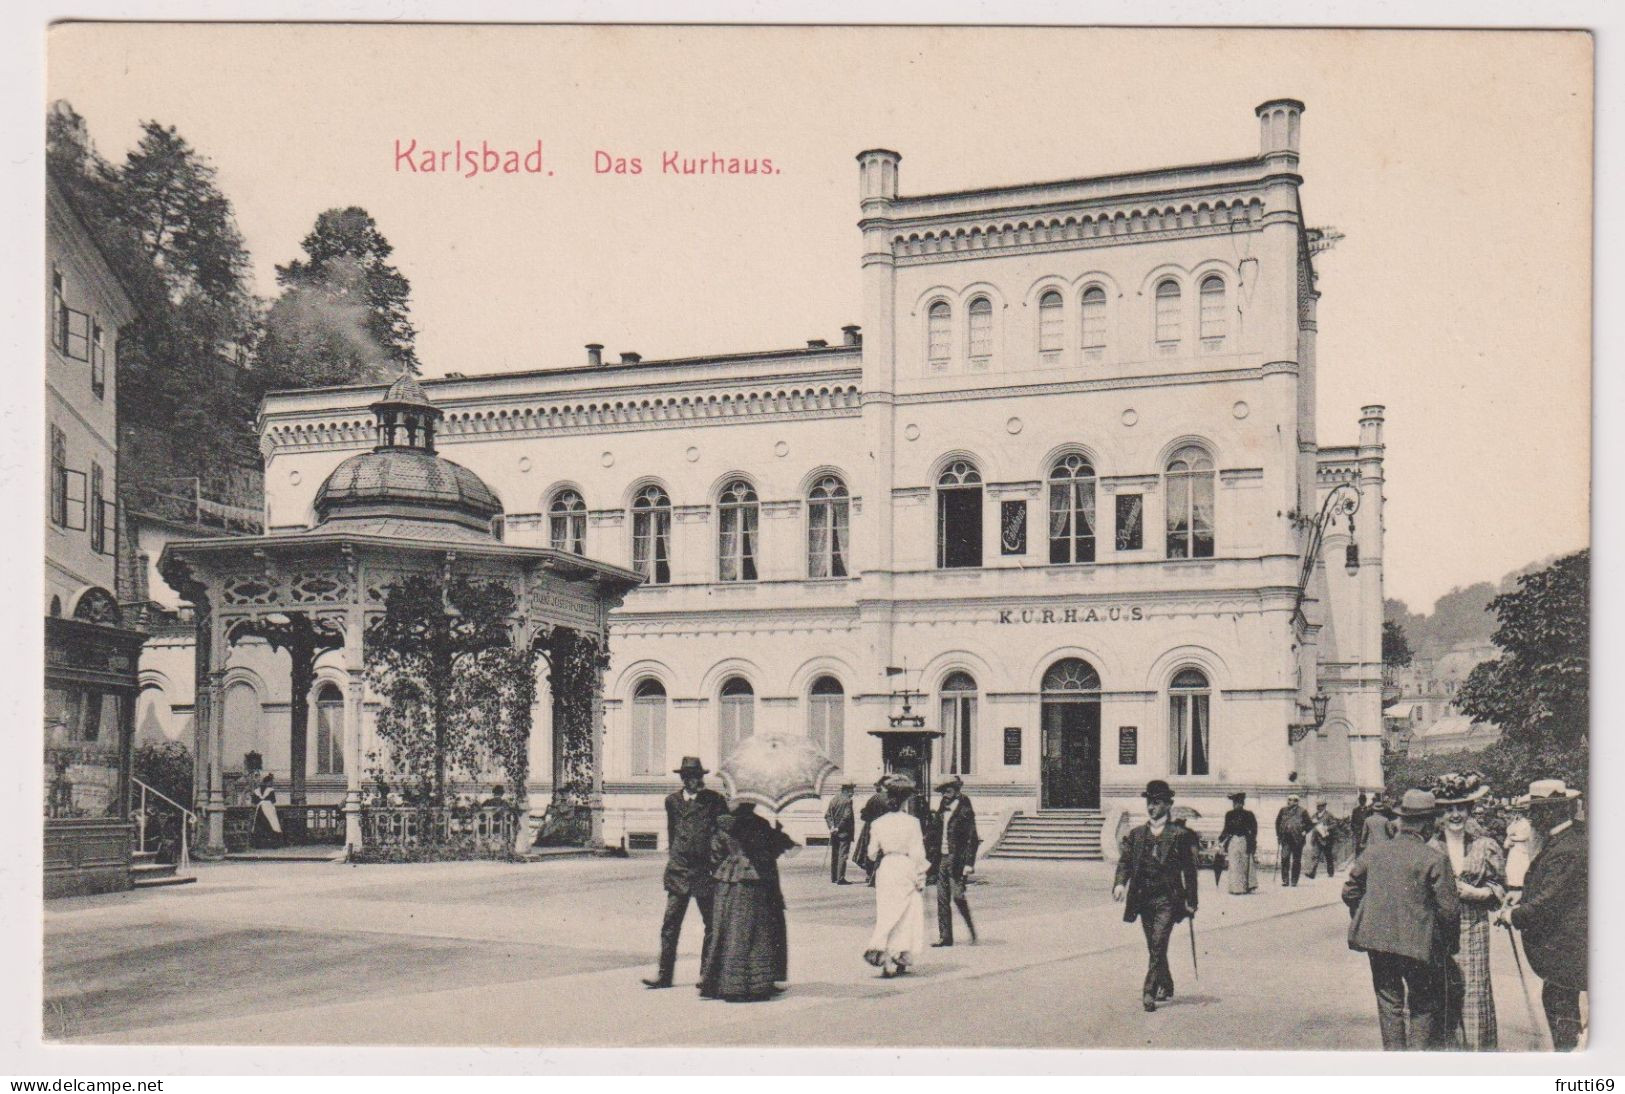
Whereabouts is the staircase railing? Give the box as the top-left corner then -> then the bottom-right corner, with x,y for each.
132,777 -> 196,873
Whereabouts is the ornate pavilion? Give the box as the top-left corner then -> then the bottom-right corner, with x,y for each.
159,375 -> 642,857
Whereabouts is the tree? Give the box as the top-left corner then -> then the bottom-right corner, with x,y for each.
257,207 -> 419,387
1455,549 -> 1589,752
1382,620 -> 1414,669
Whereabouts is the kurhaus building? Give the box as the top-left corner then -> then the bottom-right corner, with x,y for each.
143,99 -> 1385,856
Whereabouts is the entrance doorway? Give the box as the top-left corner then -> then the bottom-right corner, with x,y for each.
1040,658 -> 1101,809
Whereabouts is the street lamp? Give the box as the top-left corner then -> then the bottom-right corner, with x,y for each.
1312,692 -> 1330,727
1289,692 -> 1332,746
1291,481 -> 1362,605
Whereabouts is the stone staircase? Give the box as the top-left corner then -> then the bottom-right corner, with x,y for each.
131,850 -> 196,889
988,809 -> 1106,861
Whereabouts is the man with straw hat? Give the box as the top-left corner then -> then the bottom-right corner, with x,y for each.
1341,788 -> 1460,1050
643,756 -> 727,989
1113,780 -> 1200,1012
1498,778 -> 1587,1051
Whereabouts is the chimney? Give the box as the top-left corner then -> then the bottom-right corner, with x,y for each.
620,352 -> 642,366
585,343 -> 603,367
1255,99 -> 1304,169
841,324 -> 862,347
806,339 -> 828,349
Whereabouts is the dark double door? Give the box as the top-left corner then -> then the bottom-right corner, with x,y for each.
1041,698 -> 1100,809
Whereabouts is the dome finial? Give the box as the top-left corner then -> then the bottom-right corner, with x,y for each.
371,367 -> 441,453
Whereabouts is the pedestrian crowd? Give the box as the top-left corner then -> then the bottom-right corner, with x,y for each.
637,755 -> 1587,1053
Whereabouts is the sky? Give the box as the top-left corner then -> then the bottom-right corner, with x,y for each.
46,25 -> 1592,611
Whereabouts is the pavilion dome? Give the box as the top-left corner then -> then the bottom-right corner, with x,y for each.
312,371 -> 504,536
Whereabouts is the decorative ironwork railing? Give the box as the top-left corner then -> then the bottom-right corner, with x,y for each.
357,806 -> 518,860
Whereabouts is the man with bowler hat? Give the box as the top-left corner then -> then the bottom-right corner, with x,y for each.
1498,779 -> 1587,1051
927,775 -> 980,946
1113,780 -> 1200,1011
1341,788 -> 1461,1050
825,781 -> 857,884
643,756 -> 728,989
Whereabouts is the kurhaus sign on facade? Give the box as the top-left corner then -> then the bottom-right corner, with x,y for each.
140,98 -> 1384,859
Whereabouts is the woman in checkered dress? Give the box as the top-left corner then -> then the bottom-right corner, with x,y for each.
1430,773 -> 1505,1051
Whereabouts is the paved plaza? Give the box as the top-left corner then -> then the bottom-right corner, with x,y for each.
44,852 -> 1550,1050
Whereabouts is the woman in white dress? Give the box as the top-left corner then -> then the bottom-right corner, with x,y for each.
863,778 -> 929,978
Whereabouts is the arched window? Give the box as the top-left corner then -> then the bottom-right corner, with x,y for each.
1081,286 -> 1107,352
1038,290 -> 1064,353
927,301 -> 951,368
630,678 -> 667,776
1169,668 -> 1211,776
807,475 -> 850,579
807,675 -> 844,768
718,676 -> 755,761
936,459 -> 983,569
1165,445 -> 1216,559
1155,279 -> 1182,344
315,682 -> 344,776
631,485 -> 672,585
939,671 -> 977,775
1040,658 -> 1102,809
717,479 -> 760,582
967,296 -> 993,363
548,489 -> 587,555
1048,453 -> 1097,564
1199,275 -> 1227,342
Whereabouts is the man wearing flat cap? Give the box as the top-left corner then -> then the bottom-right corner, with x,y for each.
1498,779 -> 1587,1051
1341,788 -> 1460,1050
927,775 -> 980,946
643,756 -> 728,989
1113,780 -> 1200,1011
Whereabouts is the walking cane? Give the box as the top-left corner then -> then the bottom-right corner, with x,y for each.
1503,919 -> 1550,1051
1188,916 -> 1199,981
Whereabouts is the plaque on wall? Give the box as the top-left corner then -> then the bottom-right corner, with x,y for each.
1003,727 -> 1022,765
1118,726 -> 1138,765
1000,500 -> 1027,555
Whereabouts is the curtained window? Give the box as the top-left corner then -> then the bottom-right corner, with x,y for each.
1155,279 -> 1182,344
939,672 -> 977,775
631,485 -> 672,584
1081,286 -> 1107,350
630,678 -> 667,776
718,677 -> 755,762
967,296 -> 993,362
1165,445 -> 1216,559
936,460 -> 983,569
927,301 -> 951,368
1169,668 -> 1211,776
717,479 -> 760,582
1047,454 -> 1097,564
315,682 -> 344,776
807,676 -> 844,767
1200,275 -> 1227,342
1038,290 -> 1064,353
548,490 -> 587,555
807,475 -> 850,578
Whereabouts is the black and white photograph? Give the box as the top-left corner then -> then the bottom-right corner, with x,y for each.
20,17 -> 1603,1074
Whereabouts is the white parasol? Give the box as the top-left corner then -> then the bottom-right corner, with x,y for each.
717,733 -> 839,812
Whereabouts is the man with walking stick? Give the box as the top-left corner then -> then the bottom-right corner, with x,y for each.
1113,780 -> 1199,1012
1495,779 -> 1587,1051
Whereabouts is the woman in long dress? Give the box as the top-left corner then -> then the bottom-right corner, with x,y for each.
1219,792 -> 1258,894
250,773 -> 284,848
863,778 -> 929,978
700,802 -> 796,1002
1429,773 -> 1505,1051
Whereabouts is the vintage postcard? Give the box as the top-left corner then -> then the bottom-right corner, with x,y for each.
36,23 -> 1592,1059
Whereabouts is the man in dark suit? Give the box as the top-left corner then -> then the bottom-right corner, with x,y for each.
926,775 -> 980,946
643,756 -> 728,989
1501,780 -> 1587,1051
1113,779 -> 1200,1012
1341,788 -> 1460,1050
824,781 -> 856,884
1274,792 -> 1311,886
1350,792 -> 1371,856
